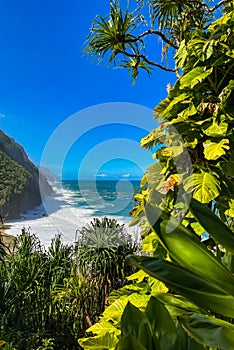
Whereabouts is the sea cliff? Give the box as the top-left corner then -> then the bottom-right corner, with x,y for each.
0,130 -> 53,219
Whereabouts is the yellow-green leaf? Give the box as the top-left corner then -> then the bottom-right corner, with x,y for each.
203,121 -> 228,137
127,269 -> 149,282
203,139 -> 229,160
179,67 -> 213,89
87,319 -> 120,336
78,333 -> 118,350
142,232 -> 158,253
191,222 -> 206,236
225,199 -> 234,218
177,104 -> 197,120
184,172 -> 220,203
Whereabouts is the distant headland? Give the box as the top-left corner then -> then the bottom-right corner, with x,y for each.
0,129 -> 53,220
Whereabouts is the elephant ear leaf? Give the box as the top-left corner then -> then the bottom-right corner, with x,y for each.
78,332 -> 118,349
115,333 -> 147,350
121,302 -> 144,338
184,172 -> 220,203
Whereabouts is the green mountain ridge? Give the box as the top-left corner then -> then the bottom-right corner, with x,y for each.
0,129 -> 53,220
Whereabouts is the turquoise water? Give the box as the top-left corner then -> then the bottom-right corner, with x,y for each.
62,179 -> 141,218
8,179 -> 141,247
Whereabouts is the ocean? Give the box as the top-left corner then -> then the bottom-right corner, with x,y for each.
8,179 -> 141,247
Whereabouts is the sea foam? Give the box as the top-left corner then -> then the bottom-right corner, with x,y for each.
7,184 -> 137,248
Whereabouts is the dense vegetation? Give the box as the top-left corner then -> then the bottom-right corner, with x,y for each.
0,130 -> 52,219
0,150 -> 32,213
0,218 -> 137,349
79,1 -> 234,349
1,1 -> 234,349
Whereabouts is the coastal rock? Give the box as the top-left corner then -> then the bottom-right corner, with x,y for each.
0,130 -> 53,219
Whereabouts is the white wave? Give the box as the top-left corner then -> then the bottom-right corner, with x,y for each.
7,184 -> 138,248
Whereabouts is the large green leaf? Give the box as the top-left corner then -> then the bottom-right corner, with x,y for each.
126,255 -> 234,318
138,321 -> 160,350
221,161 -> 234,178
143,296 -> 179,350
179,67 -> 213,89
115,333 -> 147,350
127,293 -> 150,308
121,302 -> 144,338
189,197 -> 234,254
179,313 -> 234,350
153,293 -> 204,316
103,293 -> 150,324
145,203 -> 234,296
203,139 -> 229,160
78,332 -> 118,350
157,93 -> 190,119
184,172 -> 220,203
203,121 -> 228,137
176,104 -> 197,121
87,318 -> 120,337
103,297 -> 128,324
176,322 -> 205,350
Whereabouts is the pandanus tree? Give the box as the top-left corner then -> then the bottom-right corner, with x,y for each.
85,0 -> 233,80
75,217 -> 137,313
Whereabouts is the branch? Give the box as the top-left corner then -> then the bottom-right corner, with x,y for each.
208,0 -> 232,12
127,30 -> 178,49
190,0 -> 232,13
186,0 -> 232,13
119,49 -> 176,73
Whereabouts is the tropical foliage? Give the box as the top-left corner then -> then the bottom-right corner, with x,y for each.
0,150 -> 32,210
85,0 -> 233,80
0,129 -> 52,219
0,217 -> 137,350
1,2 -> 234,350
79,2 -> 234,350
76,217 -> 137,311
79,200 -> 234,350
132,4 -> 234,237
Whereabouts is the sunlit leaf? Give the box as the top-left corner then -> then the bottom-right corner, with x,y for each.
87,319 -> 120,336
203,121 -> 228,137
144,203 -> 234,296
126,254 -> 234,318
78,332 -> 118,349
179,67 -> 213,89
203,139 -> 229,160
190,222 -> 206,236
225,199 -> 234,218
184,172 -> 220,203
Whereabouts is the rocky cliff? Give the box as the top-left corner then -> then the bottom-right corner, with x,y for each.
0,130 -> 53,219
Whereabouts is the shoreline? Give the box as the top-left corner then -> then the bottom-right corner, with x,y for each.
5,187 -> 138,247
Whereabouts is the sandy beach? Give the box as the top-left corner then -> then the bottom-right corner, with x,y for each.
5,187 -> 136,248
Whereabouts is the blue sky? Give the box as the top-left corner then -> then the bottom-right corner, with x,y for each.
0,0 -> 176,179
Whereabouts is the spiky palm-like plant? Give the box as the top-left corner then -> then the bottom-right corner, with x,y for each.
76,217 -> 138,312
